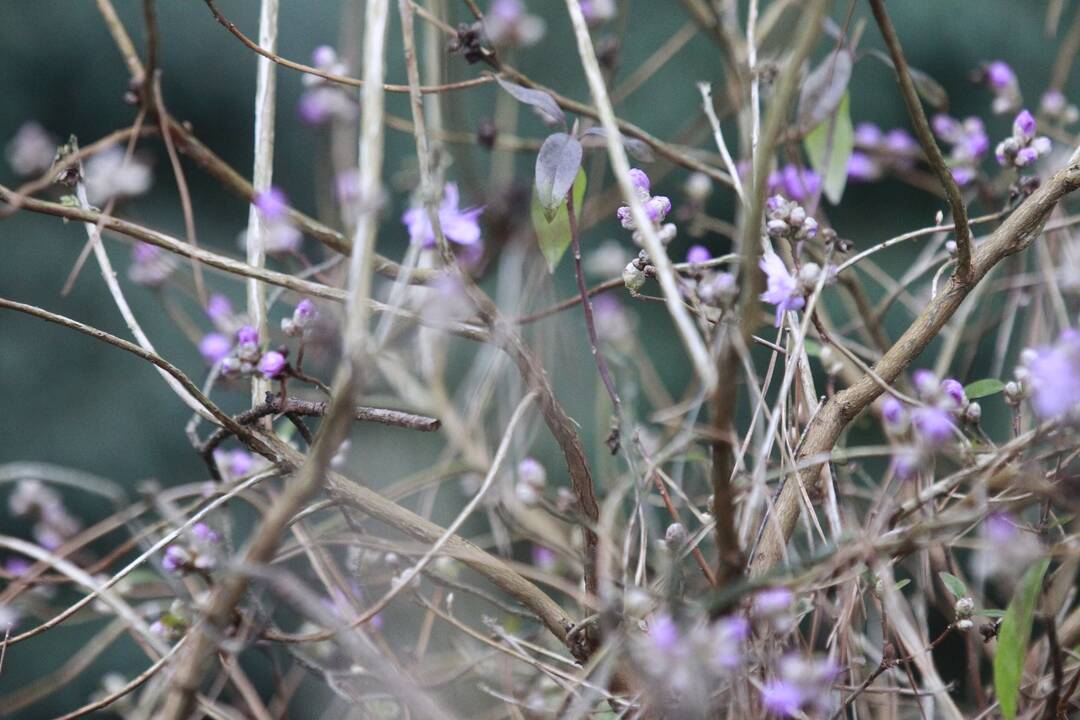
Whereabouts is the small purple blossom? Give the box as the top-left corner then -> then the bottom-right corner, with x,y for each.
192,523 -> 220,544
941,378 -> 966,408
227,449 -> 255,478
759,253 -> 805,326
312,45 -> 337,70
628,167 -> 651,193
236,325 -> 259,346
753,587 -> 793,619
768,165 -> 821,202
198,333 -> 232,364
986,61 -> 1015,90
686,244 -> 711,265
882,396 -> 906,429
162,545 -> 190,572
847,151 -> 882,182
206,294 -> 233,325
258,351 -> 287,379
884,128 -> 918,156
254,187 -> 289,221
5,121 -> 56,177
761,680 -> 804,717
648,614 -> 680,653
128,243 -> 176,287
1023,330 -> 1080,419
531,544 -> 557,570
853,122 -> 883,147
402,183 -> 484,248
912,406 -> 955,446
485,0 -> 546,47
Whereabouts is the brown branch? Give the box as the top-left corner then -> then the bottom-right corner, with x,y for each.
750,156 -> 1080,575
869,0 -> 973,283
203,0 -> 492,95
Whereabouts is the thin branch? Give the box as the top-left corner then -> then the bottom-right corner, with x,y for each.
868,0 -> 973,283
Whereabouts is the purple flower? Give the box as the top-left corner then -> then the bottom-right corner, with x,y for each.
882,396 -> 905,428
986,60 -> 1015,90
941,378 -> 966,408
753,587 -> 794,617
769,165 -> 821,202
686,244 -> 711,265
254,187 -> 289,221
162,545 -> 190,572
198,333 -> 232,364
847,151 -> 881,182
932,114 -> 962,141
1024,330 -> 1080,419
761,680 -> 804,717
5,121 -> 56,177
628,167 -> 651,193
206,294 -> 233,325
312,45 -> 337,70
580,0 -> 616,24
912,369 -> 939,398
192,522 -> 220,544
236,325 -> 259,346
228,449 -> 255,478
258,351 -> 287,378
517,458 -> 546,488
485,0 -> 545,47
531,544 -> 557,570
1014,109 -> 1037,141
951,166 -> 976,186
884,128 -> 918,157
648,614 -> 680,653
128,243 -> 176,287
402,183 -> 484,248
759,253 -> 805,326
4,556 -> 31,577
298,86 -> 357,126
854,122 -> 883,147
912,406 -> 955,446
710,616 -> 749,671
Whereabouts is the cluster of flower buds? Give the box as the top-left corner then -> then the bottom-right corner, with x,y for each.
1040,90 -> 1079,126
622,248 -> 657,295
281,298 -> 318,337
760,654 -> 841,718
954,596 -> 976,631
162,522 -> 220,575
218,324 -> 288,380
766,195 -> 819,242
995,110 -> 1051,169
882,370 -> 974,477
514,457 -> 547,506
932,114 -> 990,186
982,60 -> 1021,115
630,611 -> 749,700
298,46 -> 357,126
616,168 -> 676,246
8,479 -> 82,550
1012,329 -> 1080,420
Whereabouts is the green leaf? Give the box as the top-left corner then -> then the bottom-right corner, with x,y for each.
535,132 -> 583,221
803,92 -> 854,205
964,378 -> 1006,400
894,578 -> 911,591
981,609 -> 1006,618
939,571 -> 968,599
994,558 -> 1049,719
531,169 -> 586,273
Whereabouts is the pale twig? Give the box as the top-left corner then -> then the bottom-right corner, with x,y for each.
698,82 -> 746,207
564,0 -> 717,391
245,0 -> 278,417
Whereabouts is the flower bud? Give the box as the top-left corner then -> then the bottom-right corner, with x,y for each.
623,261 -> 647,294
955,597 -> 975,618
664,522 -> 688,548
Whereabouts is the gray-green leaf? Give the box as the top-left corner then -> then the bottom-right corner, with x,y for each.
804,92 -> 854,205
798,49 -> 853,130
494,76 -> 566,128
939,571 -> 968,599
531,169 -> 586,272
535,133 -> 583,221
964,378 -> 1005,399
994,558 -> 1049,719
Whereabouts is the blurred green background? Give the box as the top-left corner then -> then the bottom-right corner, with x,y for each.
0,1 -> 1065,716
